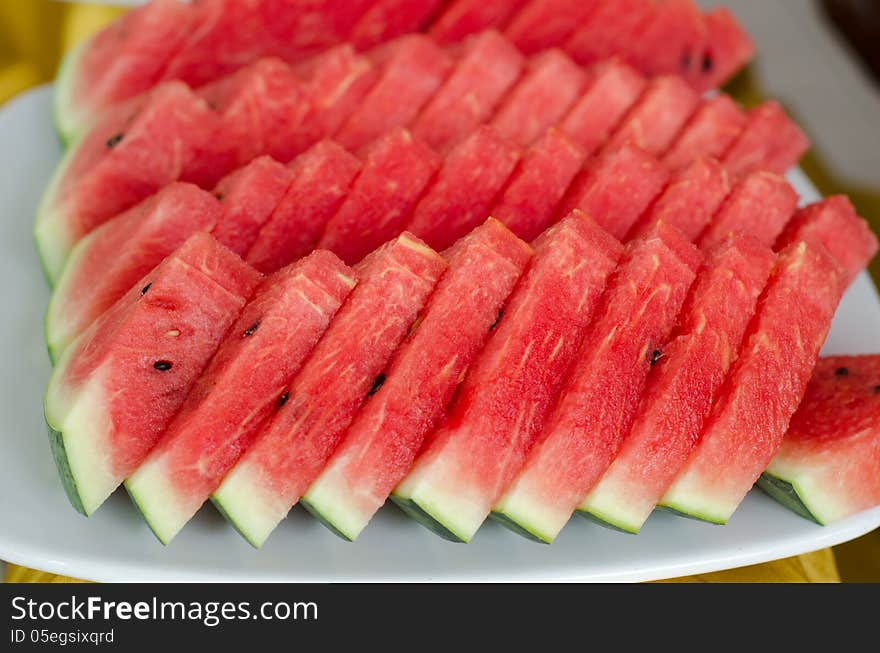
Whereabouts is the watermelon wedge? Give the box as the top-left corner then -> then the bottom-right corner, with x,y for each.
759,355 -> 880,524
699,171 -> 798,250
53,0 -> 195,143
45,233 -> 261,516
317,128 -> 439,265
492,129 -> 586,242
775,196 -> 878,290
405,126 -> 521,251
558,58 -> 646,154
245,141 -> 363,274
490,49 -> 588,147
301,219 -> 532,541
663,95 -> 747,170
563,0 -> 657,67
45,183 -> 221,362
394,213 -> 623,542
505,0 -> 601,54
412,30 -> 525,154
350,0 -> 446,49
558,144 -> 671,240
125,250 -> 356,544
493,222 -> 702,543
661,240 -> 844,524
722,101 -> 810,177
581,235 -> 775,533
628,158 -> 730,242
697,7 -> 756,91
214,233 -> 446,547
429,0 -> 530,44
36,82 -> 220,284
335,36 -> 452,151
628,0 -> 707,86
602,75 -> 701,157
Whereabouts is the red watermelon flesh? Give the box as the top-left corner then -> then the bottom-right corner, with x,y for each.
210,157 -> 294,257
722,101 -> 810,177
412,30 -> 525,154
395,213 -> 623,542
558,144 -> 671,240
45,233 -> 261,516
697,7 -> 756,91
581,235 -> 775,533
628,157 -> 731,242
492,129 -> 586,242
629,0 -> 707,86
663,95 -> 748,170
125,250 -> 356,544
661,240 -> 844,524
335,36 -> 453,151
246,141 -> 363,274
563,0 -> 657,67
603,75 -> 701,157
699,170 -> 798,250
490,49 -> 589,148
429,0 -> 531,44
558,58 -> 646,154
350,0 -> 445,49
302,218 -> 532,541
318,128 -> 440,265
505,0 -> 601,55
214,233 -> 447,547
775,196 -> 878,289
761,355 -> 880,524
494,222 -> 702,543
405,126 -> 521,251
46,183 -> 221,362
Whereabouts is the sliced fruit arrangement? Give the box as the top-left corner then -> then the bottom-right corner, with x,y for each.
56,0 -> 754,142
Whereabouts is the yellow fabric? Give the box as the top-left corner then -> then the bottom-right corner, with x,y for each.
0,1 -> 874,585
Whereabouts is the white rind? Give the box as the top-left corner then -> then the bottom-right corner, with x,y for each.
492,483 -> 569,544
764,460 -> 845,526
212,462 -> 286,549
301,463 -> 371,542
53,41 -> 89,146
45,230 -> 93,360
34,145 -> 77,285
660,469 -> 733,525
125,454 -> 192,545
578,470 -> 651,534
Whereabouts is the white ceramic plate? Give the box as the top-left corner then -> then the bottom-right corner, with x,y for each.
1,86 -> 878,583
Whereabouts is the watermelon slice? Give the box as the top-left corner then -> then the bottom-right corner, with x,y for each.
493,222 -> 701,543
210,156 -> 295,257
698,170 -> 798,250
45,183 -> 221,362
696,7 -> 756,91
405,126 -> 521,251
490,49 -> 589,147
412,30 -> 525,154
428,0 -> 531,44
628,157 -> 731,242
581,235 -> 775,533
722,101 -> 810,177
663,95 -> 748,170
558,144 -> 671,240
759,355 -> 880,524
602,75 -> 701,157
245,141 -> 363,274
661,240 -> 844,524
350,0 -> 446,49
394,213 -> 623,542
45,233 -> 261,516
775,196 -> 878,290
214,233 -> 446,547
335,36 -> 452,151
558,58 -> 647,154
505,0 -> 601,55
628,0 -> 707,86
492,129 -> 586,242
35,82 -> 220,284
563,0 -> 657,67
317,128 -> 439,265
301,219 -> 532,541
125,250 -> 356,544
53,0 -> 195,143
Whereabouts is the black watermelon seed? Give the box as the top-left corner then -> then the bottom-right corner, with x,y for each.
243,320 -> 261,337
836,367 -> 849,376
368,373 -> 386,397
680,52 -> 692,71
106,133 -> 124,149
701,53 -> 714,73
153,360 -> 173,371
140,282 -> 152,295
490,308 -> 504,331
214,192 -> 224,201
277,391 -> 290,407
650,349 -> 663,366
873,385 -> 880,394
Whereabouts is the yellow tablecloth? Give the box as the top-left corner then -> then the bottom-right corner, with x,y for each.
0,0 -> 874,584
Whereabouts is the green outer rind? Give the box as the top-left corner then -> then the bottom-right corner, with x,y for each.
756,472 -> 823,525
576,508 -> 640,535
388,495 -> 467,543
47,423 -> 87,516
123,482 -> 173,545
53,41 -> 87,148
488,511 -> 551,544
656,503 -> 728,525
298,497 -> 356,542
209,495 -> 263,549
